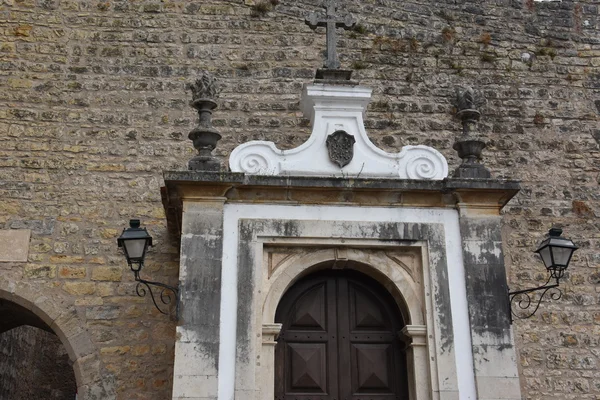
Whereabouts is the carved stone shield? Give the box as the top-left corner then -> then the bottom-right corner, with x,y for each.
326,130 -> 355,168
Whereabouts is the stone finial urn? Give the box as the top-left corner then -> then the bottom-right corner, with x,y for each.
452,87 -> 491,179
186,72 -> 222,171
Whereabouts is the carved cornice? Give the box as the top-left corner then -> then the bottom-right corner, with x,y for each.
162,171 -> 520,237
400,325 -> 428,347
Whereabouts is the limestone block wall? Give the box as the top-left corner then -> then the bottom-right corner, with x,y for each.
0,0 -> 599,399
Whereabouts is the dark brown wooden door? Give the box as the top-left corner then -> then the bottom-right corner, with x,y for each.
275,270 -> 408,400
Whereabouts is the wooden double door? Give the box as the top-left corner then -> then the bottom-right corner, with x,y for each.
275,270 -> 409,400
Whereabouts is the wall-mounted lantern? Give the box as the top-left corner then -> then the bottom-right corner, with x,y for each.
117,219 -> 179,319
509,228 -> 578,323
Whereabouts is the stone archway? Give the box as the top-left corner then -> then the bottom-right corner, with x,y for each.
0,301 -> 77,399
259,249 -> 431,400
0,284 -> 115,400
262,249 -> 426,328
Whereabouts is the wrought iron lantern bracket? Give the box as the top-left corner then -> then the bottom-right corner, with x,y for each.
129,262 -> 180,320
508,275 -> 561,324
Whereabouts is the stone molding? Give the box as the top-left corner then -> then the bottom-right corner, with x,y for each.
163,172 -> 521,238
262,246 -> 426,327
163,173 -> 522,400
225,216 -> 467,400
229,83 -> 449,180
402,324 -> 428,347
401,324 -> 431,400
261,323 -> 282,346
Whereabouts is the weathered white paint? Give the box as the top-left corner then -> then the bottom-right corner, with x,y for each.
218,204 -> 476,400
172,328 -> 219,398
229,83 -> 448,180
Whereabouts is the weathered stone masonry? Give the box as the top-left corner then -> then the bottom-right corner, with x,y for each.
1,0 -> 600,399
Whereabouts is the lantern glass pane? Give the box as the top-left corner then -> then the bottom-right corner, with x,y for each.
538,246 -> 553,269
124,239 -> 147,260
551,246 -> 572,267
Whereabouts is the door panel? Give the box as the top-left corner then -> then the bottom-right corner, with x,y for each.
275,270 -> 408,400
350,286 -> 389,331
288,283 -> 328,331
351,343 -> 393,393
286,342 -> 328,393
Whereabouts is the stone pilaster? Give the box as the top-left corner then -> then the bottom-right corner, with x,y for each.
172,199 -> 225,400
401,325 -> 430,400
259,323 -> 282,400
457,205 -> 521,400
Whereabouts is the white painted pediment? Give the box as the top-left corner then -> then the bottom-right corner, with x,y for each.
229,83 -> 448,180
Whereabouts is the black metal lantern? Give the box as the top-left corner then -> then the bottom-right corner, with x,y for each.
534,228 -> 578,279
509,228 -> 578,323
117,219 -> 152,271
117,219 -> 179,319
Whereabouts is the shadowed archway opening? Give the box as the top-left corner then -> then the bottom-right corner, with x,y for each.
0,299 -> 77,400
274,269 -> 409,400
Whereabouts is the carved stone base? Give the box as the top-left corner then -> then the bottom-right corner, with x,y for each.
453,164 -> 492,179
315,68 -> 353,81
188,155 -> 222,172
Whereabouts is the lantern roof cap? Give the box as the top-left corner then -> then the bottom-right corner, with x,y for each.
535,227 -> 578,254
117,219 -> 153,247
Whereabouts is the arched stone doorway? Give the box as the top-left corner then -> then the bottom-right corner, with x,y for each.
0,299 -> 77,399
223,218 -> 464,400
274,269 -> 409,400
255,246 -> 434,400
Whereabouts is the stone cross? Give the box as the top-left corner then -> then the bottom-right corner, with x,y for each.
306,0 -> 356,70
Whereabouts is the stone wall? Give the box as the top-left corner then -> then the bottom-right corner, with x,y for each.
0,0 -> 599,399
